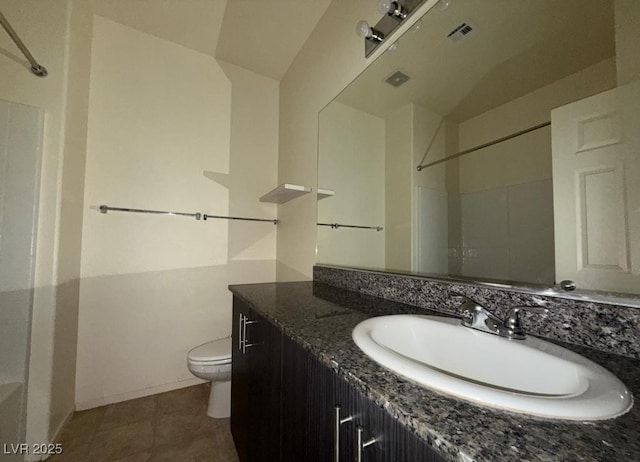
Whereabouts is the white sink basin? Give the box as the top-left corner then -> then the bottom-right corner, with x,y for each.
352,314 -> 633,420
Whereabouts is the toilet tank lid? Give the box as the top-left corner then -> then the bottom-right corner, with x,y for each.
187,337 -> 231,362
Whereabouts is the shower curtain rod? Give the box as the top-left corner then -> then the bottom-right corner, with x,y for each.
318,222 -> 384,232
416,121 -> 551,171
99,205 -> 278,225
0,10 -> 47,77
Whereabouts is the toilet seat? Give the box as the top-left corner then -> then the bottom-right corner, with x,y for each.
187,337 -> 232,366
186,337 -> 233,418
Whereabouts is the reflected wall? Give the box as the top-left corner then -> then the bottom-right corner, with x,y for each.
317,0 -> 640,298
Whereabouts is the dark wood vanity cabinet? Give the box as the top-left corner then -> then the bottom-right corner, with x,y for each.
231,296 -> 446,462
231,298 -> 281,462
281,335 -> 446,462
281,335 -> 337,461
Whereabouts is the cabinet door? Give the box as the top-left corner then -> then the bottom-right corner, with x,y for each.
344,376 -> 447,462
235,299 -> 446,462
246,309 -> 281,462
281,335 -> 311,461
281,336 -> 337,462
231,299 -> 251,462
307,354 -> 338,462
231,299 -> 282,462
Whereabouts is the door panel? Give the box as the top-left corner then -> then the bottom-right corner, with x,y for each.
551,80 -> 640,293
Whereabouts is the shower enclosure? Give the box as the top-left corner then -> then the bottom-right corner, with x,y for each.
0,99 -> 42,455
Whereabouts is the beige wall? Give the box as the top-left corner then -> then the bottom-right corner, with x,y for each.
615,0 -> 640,86
316,100 -> 448,274
385,105 -> 413,271
384,102 -> 449,274
276,0 -> 439,281
276,0 -> 375,281
76,16 -> 278,409
51,0 -> 93,440
317,102 -> 385,268
412,104 -> 448,274
0,0 -> 92,451
413,105 -> 447,191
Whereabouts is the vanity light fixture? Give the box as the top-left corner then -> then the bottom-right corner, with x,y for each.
377,0 -> 408,20
356,20 -> 385,43
357,0 -> 427,57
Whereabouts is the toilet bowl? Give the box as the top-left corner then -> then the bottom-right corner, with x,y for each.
187,337 -> 232,418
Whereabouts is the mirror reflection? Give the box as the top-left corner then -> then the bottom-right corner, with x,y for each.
317,0 -> 640,296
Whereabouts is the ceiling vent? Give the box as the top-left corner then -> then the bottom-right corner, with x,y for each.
385,71 -> 411,87
447,19 -> 476,43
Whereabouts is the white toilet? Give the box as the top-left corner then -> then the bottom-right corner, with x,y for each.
187,337 -> 232,418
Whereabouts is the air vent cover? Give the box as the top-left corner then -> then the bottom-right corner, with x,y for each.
385,71 -> 411,87
447,19 -> 476,42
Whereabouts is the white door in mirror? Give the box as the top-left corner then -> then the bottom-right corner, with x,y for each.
352,314 -> 633,420
552,80 -> 640,293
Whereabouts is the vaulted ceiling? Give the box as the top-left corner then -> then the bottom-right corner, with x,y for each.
335,0 -> 615,121
90,0 -> 332,80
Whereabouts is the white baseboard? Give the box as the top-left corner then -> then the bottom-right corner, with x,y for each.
75,377 -> 206,411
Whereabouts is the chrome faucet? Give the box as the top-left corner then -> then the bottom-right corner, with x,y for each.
450,292 -> 548,340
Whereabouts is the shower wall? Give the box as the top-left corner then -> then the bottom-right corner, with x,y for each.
0,0 -> 93,451
449,58 -> 617,284
0,100 -> 43,455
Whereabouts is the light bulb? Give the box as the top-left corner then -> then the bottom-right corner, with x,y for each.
377,0 -> 392,15
438,0 -> 451,10
356,19 -> 384,42
356,20 -> 372,38
377,0 -> 407,20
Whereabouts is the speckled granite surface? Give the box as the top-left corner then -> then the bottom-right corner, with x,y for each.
229,281 -> 640,462
314,265 -> 640,360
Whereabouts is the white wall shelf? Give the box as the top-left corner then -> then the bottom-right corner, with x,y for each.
260,183 -> 311,204
317,188 -> 335,200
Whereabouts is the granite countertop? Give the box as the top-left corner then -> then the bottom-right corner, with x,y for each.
228,281 -> 640,462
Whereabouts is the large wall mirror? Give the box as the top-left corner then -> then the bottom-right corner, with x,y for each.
317,0 -> 640,300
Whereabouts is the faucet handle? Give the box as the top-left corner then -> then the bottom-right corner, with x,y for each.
503,303 -> 549,339
448,291 -> 481,320
449,291 -> 504,332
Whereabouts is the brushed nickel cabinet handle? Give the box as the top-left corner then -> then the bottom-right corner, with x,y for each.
333,405 -> 353,462
238,313 -> 245,351
354,425 -> 376,462
241,318 -> 260,354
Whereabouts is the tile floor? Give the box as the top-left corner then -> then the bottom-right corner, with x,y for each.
48,384 -> 239,462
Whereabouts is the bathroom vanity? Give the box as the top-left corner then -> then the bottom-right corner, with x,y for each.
229,278 -> 640,462
230,290 -> 444,462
